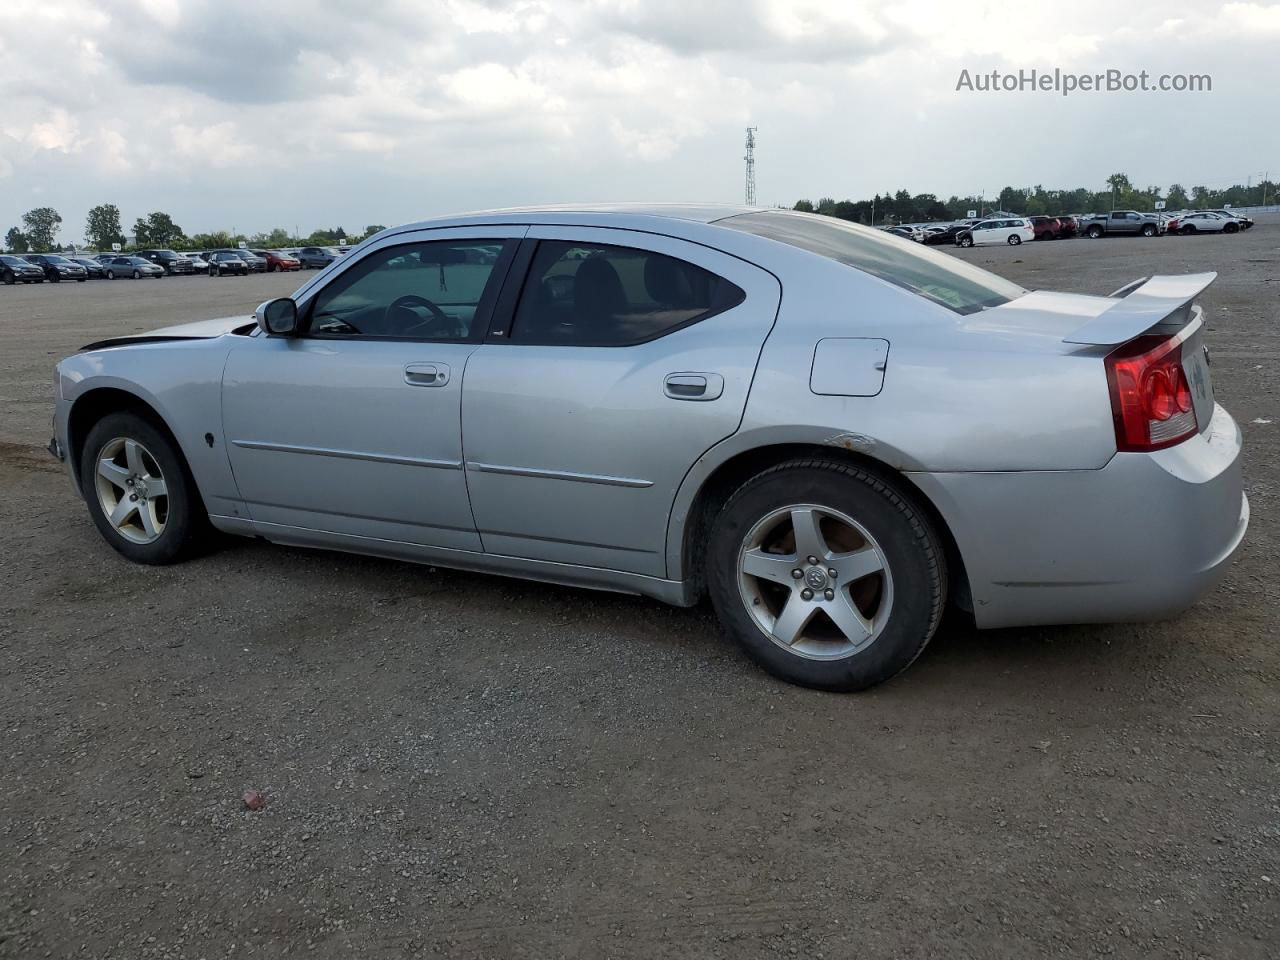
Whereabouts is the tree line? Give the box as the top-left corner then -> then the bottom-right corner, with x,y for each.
2,204 -> 387,254
793,173 -> 1276,225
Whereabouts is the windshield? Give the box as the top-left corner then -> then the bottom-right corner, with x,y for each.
721,211 -> 1023,315
1,255 -> 28,266
43,255 -> 73,264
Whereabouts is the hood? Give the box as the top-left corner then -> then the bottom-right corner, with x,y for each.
80,314 -> 253,351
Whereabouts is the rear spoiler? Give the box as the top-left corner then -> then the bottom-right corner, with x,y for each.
1063,272 -> 1216,345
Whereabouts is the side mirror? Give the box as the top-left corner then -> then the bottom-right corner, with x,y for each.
255,297 -> 298,336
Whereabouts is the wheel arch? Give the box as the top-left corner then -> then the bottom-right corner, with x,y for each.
67,386 -> 195,498
671,440 -> 971,616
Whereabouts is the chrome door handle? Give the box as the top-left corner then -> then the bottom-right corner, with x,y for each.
404,362 -> 450,387
664,372 -> 723,401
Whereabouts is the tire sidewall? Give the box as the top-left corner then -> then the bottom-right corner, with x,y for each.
80,412 -> 201,564
707,463 -> 945,691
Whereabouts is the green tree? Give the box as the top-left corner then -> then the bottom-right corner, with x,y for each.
362,224 -> 387,240
4,227 -> 28,253
132,211 -> 187,249
188,231 -> 235,250
22,207 -> 62,252
249,227 -> 292,248
792,200 -> 815,213
85,203 -> 125,252
1166,184 -> 1189,209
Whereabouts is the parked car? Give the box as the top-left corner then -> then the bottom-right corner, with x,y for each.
67,256 -> 107,279
1055,215 -> 1079,239
93,253 -> 119,265
885,226 -> 924,242
136,249 -> 195,276
182,252 -> 210,274
206,251 -> 250,276
921,224 -> 969,246
1028,216 -> 1065,240
1079,210 -> 1163,238
223,249 -> 267,272
24,254 -> 89,282
296,246 -> 344,269
255,249 -> 301,272
46,205 -> 1248,692
1208,209 -> 1253,229
103,256 -> 164,279
1176,212 -> 1240,234
1,254 -> 46,284
954,217 -> 1035,247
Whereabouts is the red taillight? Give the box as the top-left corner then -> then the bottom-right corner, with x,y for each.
1104,333 -> 1198,452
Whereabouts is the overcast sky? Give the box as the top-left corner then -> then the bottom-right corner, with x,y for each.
2,0 -> 1277,242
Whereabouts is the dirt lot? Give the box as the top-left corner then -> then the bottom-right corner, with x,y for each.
1,233 -> 1277,959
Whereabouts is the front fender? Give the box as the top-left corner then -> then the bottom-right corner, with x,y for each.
58,340 -> 244,517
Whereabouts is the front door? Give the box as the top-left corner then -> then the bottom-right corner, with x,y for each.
461,227 -> 781,577
222,228 -> 522,550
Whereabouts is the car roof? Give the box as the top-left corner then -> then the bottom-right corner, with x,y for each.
390,203 -> 765,233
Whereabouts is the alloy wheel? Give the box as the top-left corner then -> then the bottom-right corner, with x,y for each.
94,437 -> 169,544
737,504 -> 894,660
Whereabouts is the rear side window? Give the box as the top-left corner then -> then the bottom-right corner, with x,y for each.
721,211 -> 1023,315
509,241 -> 744,346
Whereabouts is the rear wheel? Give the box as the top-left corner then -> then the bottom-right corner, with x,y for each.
1182,225 -> 1197,235
1087,224 -> 1104,238
132,270 -> 141,279
106,270 -> 115,279
80,412 -> 207,565
1007,234 -> 1022,245
707,460 -> 946,691
210,265 -> 219,277
2,270 -> 12,285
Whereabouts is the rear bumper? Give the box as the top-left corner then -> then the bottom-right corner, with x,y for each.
910,403 -> 1248,629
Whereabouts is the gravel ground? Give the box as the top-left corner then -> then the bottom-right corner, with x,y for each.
1,234 -> 1277,959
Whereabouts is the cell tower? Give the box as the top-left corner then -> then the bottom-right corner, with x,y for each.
744,127 -> 757,205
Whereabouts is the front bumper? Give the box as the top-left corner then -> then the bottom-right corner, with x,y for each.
911,403 -> 1248,629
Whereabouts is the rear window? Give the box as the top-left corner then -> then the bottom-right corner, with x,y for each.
720,211 -> 1023,315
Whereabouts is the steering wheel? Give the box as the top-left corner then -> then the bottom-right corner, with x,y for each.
385,294 -> 454,337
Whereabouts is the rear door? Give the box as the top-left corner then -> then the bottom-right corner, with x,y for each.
461,228 -> 781,576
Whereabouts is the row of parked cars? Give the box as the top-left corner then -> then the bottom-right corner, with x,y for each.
1,245 -> 351,284
882,208 -> 1256,248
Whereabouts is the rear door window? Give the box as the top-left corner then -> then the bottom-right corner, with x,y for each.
508,241 -> 745,346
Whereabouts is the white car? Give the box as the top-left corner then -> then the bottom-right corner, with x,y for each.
1174,212 -> 1241,235
955,218 -> 1035,247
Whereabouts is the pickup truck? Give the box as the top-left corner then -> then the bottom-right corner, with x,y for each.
1079,210 -> 1164,238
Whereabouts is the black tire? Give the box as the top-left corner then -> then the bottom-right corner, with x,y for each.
79,411 -> 207,565
706,460 -> 947,692
2,270 -> 12,285
106,270 -> 115,279
50,273 -> 60,283
132,270 -> 140,279
1142,224 -> 1156,237
1182,225 -> 1196,235
957,235 -> 973,248
1087,225 -> 1104,238
1224,222 -> 1239,234
1007,234 -> 1021,245
77,277 -> 86,282
210,265 -> 219,277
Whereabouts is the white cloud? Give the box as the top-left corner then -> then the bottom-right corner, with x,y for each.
0,0 -> 1275,243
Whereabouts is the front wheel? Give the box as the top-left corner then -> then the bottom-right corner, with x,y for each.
1224,222 -> 1239,234
80,412 -> 207,564
1007,234 -> 1022,245
707,460 -> 946,692
106,270 -> 115,279
957,235 -> 973,248
2,270 -> 13,285
210,265 -> 219,277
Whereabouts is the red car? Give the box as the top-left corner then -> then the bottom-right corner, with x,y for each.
254,250 -> 301,272
1027,216 -> 1063,240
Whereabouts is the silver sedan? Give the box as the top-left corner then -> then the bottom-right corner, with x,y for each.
50,205 -> 1248,691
